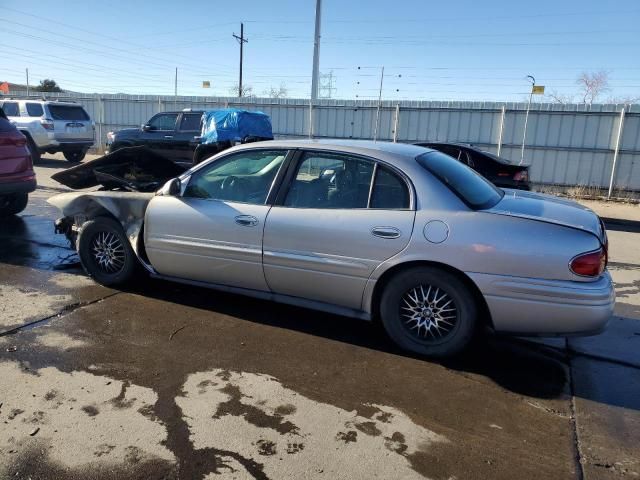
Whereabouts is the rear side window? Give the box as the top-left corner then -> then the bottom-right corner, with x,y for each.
417,151 -> 503,210
26,103 -> 44,117
47,105 -> 90,121
179,113 -> 202,131
1,102 -> 19,116
370,166 -> 410,209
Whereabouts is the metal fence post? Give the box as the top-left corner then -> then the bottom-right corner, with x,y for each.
96,96 -> 105,154
309,98 -> 314,138
392,104 -> 400,142
607,107 -> 626,199
497,105 -> 506,156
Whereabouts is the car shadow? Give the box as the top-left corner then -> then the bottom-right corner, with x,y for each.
128,277 -> 572,400
34,157 -> 81,169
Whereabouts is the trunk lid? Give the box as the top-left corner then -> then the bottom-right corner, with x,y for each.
484,189 -> 605,243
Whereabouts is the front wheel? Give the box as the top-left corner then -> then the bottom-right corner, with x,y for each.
379,267 -> 478,358
63,150 -> 86,162
0,193 -> 28,217
77,217 -> 137,286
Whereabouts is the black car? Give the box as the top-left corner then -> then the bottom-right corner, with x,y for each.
107,110 -> 206,166
415,142 -> 530,190
108,109 -> 274,167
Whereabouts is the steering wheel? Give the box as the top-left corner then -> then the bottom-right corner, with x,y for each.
221,175 -> 238,192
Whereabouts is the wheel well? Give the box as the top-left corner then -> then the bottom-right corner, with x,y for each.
19,130 -> 36,145
370,260 -> 494,329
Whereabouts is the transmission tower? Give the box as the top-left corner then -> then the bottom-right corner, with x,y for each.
318,71 -> 336,99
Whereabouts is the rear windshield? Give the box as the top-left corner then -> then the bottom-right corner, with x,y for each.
417,151 -> 503,210
47,104 -> 90,121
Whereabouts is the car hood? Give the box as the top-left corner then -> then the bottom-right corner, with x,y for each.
484,189 -> 605,242
51,146 -> 186,191
113,128 -> 141,139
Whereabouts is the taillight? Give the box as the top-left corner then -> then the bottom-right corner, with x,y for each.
570,248 -> 607,277
0,131 -> 27,147
513,170 -> 528,182
40,118 -> 54,131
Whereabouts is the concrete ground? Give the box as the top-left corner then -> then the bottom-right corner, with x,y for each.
0,153 -> 639,479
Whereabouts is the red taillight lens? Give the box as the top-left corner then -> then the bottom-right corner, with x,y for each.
570,248 -> 607,277
40,118 -> 54,131
0,131 -> 27,147
513,170 -> 528,182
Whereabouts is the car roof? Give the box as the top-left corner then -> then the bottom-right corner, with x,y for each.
230,139 -> 433,166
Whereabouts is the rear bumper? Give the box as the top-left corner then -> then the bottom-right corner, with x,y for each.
41,140 -> 94,151
0,177 -> 37,195
468,271 -> 614,336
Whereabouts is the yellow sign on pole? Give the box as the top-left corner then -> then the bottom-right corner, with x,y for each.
532,85 -> 545,94
202,81 -> 211,88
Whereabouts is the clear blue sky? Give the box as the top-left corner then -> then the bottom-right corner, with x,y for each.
1,0 -> 639,102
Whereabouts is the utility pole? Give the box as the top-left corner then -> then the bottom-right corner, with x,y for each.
174,67 -> 178,108
233,23 -> 248,97
373,66 -> 384,141
311,0 -> 322,101
521,75 -> 535,165
26,68 -> 29,97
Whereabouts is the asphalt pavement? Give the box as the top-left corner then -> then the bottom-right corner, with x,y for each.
0,154 -> 639,480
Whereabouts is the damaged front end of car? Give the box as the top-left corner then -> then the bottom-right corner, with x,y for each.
48,146 -> 186,271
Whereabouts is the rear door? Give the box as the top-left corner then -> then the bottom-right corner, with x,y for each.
45,104 -> 93,142
172,113 -> 202,165
144,148 -> 290,290
262,150 -> 415,310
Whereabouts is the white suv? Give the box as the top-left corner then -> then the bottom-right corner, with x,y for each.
0,99 -> 94,162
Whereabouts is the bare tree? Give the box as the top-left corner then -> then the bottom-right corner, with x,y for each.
576,71 -> 609,105
263,82 -> 288,99
228,84 -> 254,98
546,89 -> 575,104
606,95 -> 640,106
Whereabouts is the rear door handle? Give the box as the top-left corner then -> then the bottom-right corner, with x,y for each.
371,226 -> 401,239
164,135 -> 174,139
235,215 -> 258,227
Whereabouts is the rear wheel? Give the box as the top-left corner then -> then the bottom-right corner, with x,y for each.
77,217 -> 137,286
380,267 -> 477,358
0,193 -> 28,217
63,150 -> 86,162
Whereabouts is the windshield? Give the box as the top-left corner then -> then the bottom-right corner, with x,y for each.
417,151 -> 503,210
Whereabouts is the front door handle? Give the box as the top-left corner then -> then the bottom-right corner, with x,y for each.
164,135 -> 174,139
235,215 -> 258,227
371,226 -> 401,239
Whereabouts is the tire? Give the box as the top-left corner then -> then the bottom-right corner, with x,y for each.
25,135 -> 41,164
0,193 -> 28,217
379,267 -> 478,358
77,217 -> 137,286
63,150 -> 86,162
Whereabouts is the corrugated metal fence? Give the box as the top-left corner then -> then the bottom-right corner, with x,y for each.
8,91 -> 640,193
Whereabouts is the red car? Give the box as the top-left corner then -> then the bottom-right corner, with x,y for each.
0,106 -> 36,216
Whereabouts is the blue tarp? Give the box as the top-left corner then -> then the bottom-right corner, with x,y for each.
201,108 -> 273,144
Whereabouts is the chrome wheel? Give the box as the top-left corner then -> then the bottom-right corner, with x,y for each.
90,231 -> 125,274
399,285 -> 458,342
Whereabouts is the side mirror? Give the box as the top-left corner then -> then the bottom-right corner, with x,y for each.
167,177 -> 181,196
142,124 -> 152,132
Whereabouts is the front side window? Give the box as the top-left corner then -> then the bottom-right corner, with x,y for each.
184,150 -> 287,204
26,103 -> 44,117
179,113 -> 202,132
148,113 -> 178,131
417,151 -> 503,210
47,105 -> 90,121
284,152 -> 374,209
1,102 -> 19,117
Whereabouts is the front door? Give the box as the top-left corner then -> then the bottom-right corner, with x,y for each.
144,149 -> 289,290
263,150 -> 415,310
140,113 -> 179,159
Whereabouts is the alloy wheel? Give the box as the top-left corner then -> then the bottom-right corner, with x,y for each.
90,231 -> 126,274
399,285 -> 459,342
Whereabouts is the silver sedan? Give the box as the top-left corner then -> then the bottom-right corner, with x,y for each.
49,140 -> 615,357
